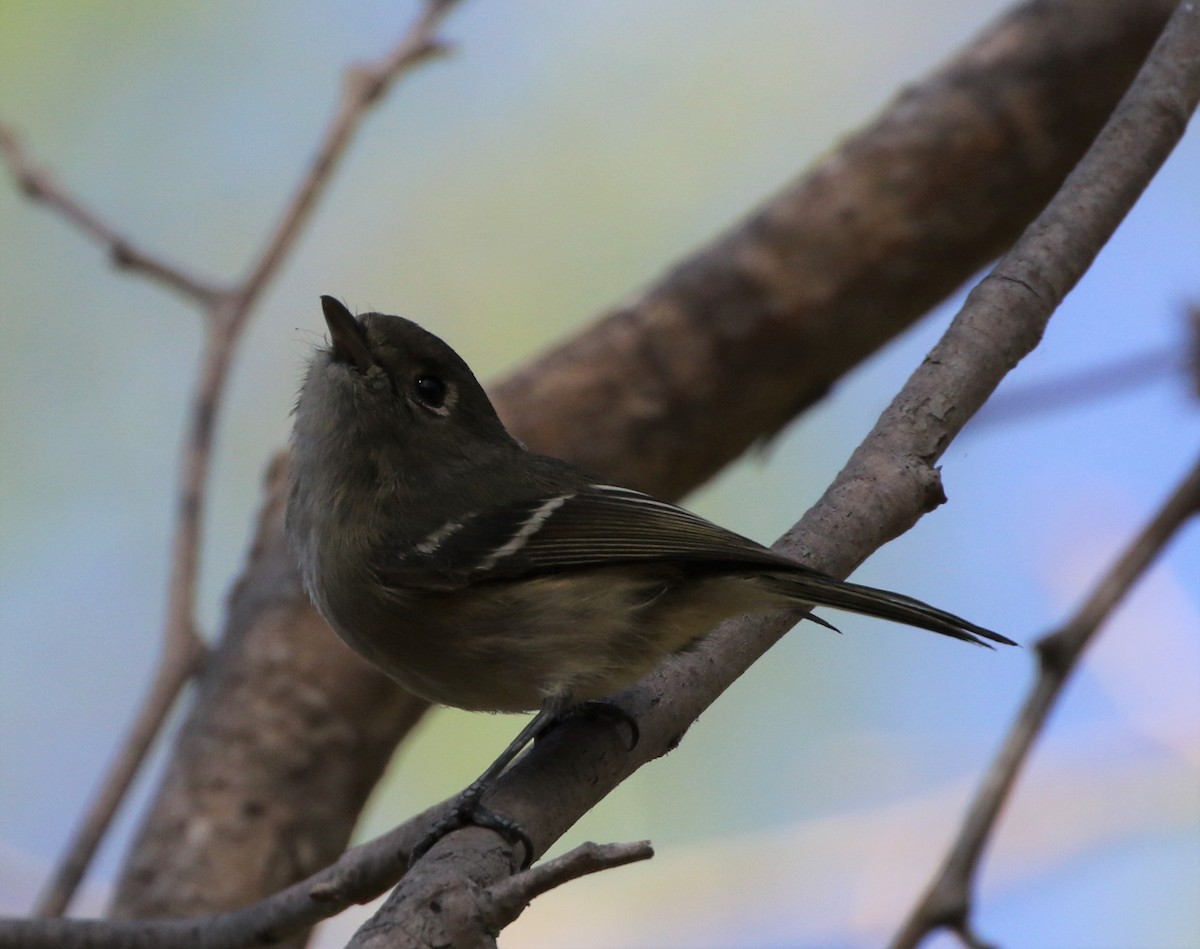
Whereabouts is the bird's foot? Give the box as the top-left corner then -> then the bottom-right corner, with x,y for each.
409,783 -> 534,870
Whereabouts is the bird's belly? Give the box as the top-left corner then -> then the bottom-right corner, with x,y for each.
322,568 -> 787,714
324,569 -> 732,713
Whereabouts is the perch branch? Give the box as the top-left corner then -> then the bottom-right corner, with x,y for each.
350,1 -> 1200,943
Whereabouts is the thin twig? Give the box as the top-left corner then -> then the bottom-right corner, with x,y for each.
23,0 -> 467,918
30,635 -> 208,921
484,840 -> 655,927
2,804 -> 451,949
891,453 -> 1200,949
230,0 -> 457,326
967,346 -> 1176,429
0,126 -> 226,306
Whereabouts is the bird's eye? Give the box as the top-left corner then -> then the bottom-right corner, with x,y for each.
412,374 -> 447,409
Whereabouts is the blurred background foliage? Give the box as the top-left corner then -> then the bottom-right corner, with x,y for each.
1,2 -> 1197,946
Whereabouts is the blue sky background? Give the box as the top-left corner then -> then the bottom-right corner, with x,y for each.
1,2 -> 1197,946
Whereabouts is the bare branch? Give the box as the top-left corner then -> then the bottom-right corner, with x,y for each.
490,0 -> 1179,497
1,814 -> 435,949
483,840 -> 654,928
352,0 -> 1200,942
891,453 -> 1200,949
0,826 -> 651,949
31,636 -> 208,920
20,0 -> 467,919
8,0 -> 1175,935
231,0 -> 461,324
887,7 -> 1200,942
0,125 -> 226,306
967,346 -> 1176,429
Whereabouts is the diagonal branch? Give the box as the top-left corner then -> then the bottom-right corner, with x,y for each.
0,829 -> 651,949
890,453 -> 1200,949
0,126 -> 226,306
351,0 -> 1200,943
97,0 -> 1180,933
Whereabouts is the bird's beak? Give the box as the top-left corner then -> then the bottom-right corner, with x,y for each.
320,295 -> 376,373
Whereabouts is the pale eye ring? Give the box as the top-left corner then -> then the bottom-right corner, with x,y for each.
413,374 -> 447,409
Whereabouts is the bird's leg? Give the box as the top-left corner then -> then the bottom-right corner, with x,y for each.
409,696 -> 641,869
409,701 -> 560,869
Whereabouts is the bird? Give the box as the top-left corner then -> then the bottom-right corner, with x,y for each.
287,295 -> 1013,865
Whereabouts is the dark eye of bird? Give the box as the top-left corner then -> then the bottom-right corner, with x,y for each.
413,374 -> 447,409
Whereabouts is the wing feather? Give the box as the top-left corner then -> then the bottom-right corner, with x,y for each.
381,484 -> 788,589
377,483 -> 1015,647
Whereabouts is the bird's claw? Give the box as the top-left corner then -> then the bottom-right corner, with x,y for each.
409,787 -> 534,870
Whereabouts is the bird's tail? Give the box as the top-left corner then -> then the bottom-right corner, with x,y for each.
768,570 -> 1016,648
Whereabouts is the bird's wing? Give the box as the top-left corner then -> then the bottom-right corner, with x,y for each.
380,483 -> 791,590
378,483 -> 1014,648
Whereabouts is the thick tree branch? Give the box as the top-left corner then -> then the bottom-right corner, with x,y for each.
490,0 -> 1177,496
351,1 -> 1200,943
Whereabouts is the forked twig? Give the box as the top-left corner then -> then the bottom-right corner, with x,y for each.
0,126 -> 226,305
0,830 -> 652,949
0,0 -> 467,918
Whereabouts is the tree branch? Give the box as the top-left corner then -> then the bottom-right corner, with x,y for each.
0,126 -> 226,306
482,840 -> 654,925
230,0 -> 457,325
0,811 -> 435,949
0,833 -> 651,949
489,0 -> 1177,496
8,0 -> 467,920
104,0 -> 1177,932
350,1 -> 1200,943
890,454 -> 1200,949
